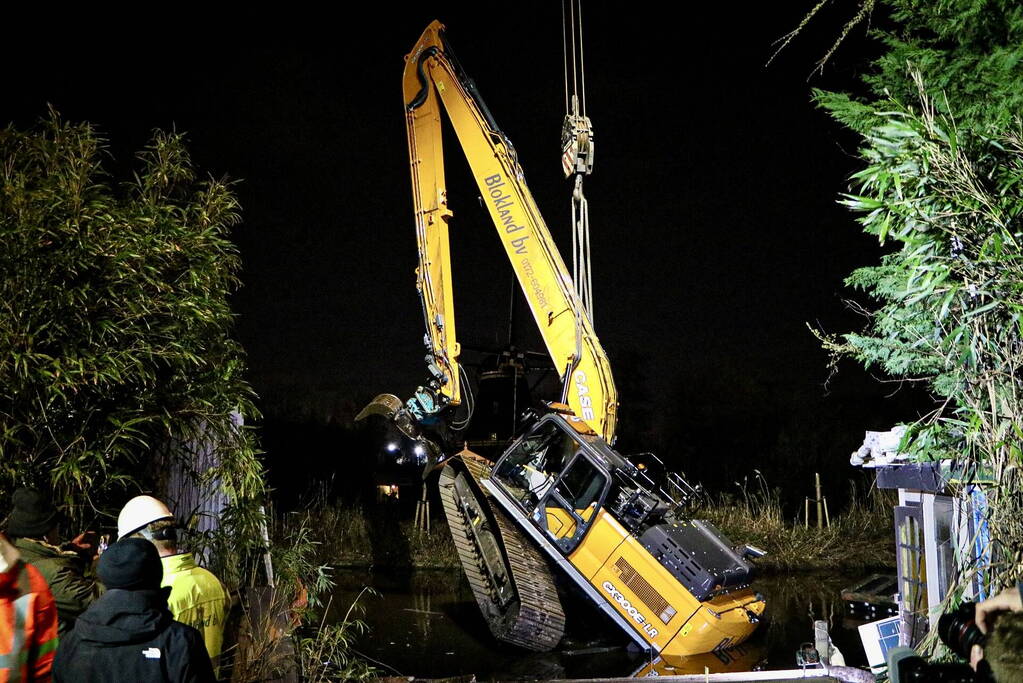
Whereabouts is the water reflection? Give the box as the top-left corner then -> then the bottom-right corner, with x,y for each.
328,568 -> 876,679
633,645 -> 765,677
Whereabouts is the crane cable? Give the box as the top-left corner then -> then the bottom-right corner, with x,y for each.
561,0 -> 594,324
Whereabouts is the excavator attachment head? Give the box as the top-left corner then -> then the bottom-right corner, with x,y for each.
355,393 -> 421,440
357,393 -> 447,479
355,392 -> 404,420
418,438 -> 446,479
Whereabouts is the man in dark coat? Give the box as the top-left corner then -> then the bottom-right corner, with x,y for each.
53,537 -> 215,683
6,487 -> 103,634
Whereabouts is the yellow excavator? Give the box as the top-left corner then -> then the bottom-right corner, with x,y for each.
360,20 -> 766,660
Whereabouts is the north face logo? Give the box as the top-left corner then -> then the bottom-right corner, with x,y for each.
142,647 -> 161,659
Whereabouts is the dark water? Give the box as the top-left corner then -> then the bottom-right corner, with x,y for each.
328,568 -> 877,680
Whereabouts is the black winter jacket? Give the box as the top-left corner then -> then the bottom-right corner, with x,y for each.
53,587 -> 215,683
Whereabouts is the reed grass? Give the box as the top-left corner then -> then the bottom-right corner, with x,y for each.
287,476 -> 893,574
285,502 -> 459,570
697,473 -> 896,573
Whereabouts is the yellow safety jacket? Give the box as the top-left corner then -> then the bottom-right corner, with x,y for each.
160,552 -> 230,671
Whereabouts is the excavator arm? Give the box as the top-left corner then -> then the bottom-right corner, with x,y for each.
399,20 -> 618,442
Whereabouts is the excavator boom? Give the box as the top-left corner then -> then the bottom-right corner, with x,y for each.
403,20 -> 617,442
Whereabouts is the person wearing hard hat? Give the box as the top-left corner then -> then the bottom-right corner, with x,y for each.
118,496 -> 231,674
53,538 -> 215,683
5,488 -> 103,635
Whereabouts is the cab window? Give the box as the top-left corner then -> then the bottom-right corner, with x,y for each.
493,420 -> 580,508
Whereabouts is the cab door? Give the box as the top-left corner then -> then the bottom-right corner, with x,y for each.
532,453 -> 609,554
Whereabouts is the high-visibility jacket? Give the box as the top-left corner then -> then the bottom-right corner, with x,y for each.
1,537 -> 59,683
160,553 -> 229,671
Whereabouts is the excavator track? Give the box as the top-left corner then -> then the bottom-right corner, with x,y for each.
439,454 -> 566,651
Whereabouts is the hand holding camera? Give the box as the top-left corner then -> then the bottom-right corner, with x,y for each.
888,585 -> 1023,682
975,586 -> 1022,635
60,530 -> 100,562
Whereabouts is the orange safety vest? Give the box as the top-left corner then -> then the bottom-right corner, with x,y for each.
0,560 -> 59,683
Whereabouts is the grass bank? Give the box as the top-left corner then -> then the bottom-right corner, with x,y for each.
285,479 -> 894,574
282,501 -> 459,570
698,477 -> 896,572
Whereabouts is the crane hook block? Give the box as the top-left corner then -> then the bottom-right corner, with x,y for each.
561,112 -> 594,178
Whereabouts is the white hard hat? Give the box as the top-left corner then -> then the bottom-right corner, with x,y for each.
117,495 -> 174,540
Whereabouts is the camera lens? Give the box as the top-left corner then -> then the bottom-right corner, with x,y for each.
936,601 -> 986,660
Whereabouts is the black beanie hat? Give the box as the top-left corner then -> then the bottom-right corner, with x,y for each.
98,538 -> 163,590
7,488 -> 59,538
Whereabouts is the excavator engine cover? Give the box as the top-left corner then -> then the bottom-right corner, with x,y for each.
639,519 -> 755,602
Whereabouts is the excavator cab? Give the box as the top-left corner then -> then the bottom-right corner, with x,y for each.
493,415 -> 609,553
487,413 -> 766,658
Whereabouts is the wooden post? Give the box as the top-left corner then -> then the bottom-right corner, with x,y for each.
416,485 -> 430,533
823,496 -> 831,528
815,473 -> 824,530
805,498 -> 810,529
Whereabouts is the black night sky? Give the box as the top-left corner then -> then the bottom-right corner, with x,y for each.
8,6 -> 929,502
